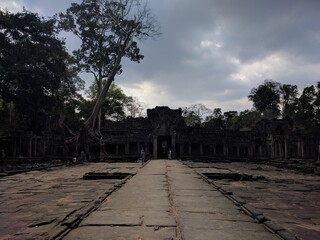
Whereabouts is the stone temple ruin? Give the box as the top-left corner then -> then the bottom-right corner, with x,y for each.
1,106 -> 318,162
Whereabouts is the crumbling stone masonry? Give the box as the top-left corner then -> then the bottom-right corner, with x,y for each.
1,106 -> 318,161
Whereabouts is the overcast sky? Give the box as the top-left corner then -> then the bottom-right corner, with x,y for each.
1,0 -> 320,112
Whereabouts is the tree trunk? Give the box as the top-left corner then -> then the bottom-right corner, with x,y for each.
74,53 -> 123,158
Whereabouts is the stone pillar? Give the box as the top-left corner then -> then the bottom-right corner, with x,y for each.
145,141 -> 149,155
32,138 -> 37,157
200,143 -> 203,155
171,135 -> 176,158
137,142 -> 140,154
125,143 -> 129,155
301,142 -> 305,159
180,144 -> 183,157
27,138 -> 32,158
271,143 -> 275,159
17,137 -> 21,157
278,142 -> 282,159
237,146 -> 240,157
213,144 -> 216,156
248,146 -> 253,158
284,139 -> 288,159
12,138 -> 17,158
318,140 -> 320,162
223,144 -> 228,157
188,142 -> 191,155
116,144 -> 119,155
153,137 -> 157,159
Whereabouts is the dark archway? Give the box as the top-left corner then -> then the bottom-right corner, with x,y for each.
157,135 -> 171,159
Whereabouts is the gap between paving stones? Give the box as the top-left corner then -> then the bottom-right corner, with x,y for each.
165,161 -> 182,240
49,173 -> 135,240
180,160 -> 299,240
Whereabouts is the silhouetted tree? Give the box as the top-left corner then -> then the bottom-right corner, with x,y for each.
0,9 -> 81,133
59,0 -> 160,156
183,103 -> 212,126
59,0 -> 159,134
248,79 -> 281,117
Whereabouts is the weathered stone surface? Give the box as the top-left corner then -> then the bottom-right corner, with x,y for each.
181,228 -> 279,240
63,226 -> 176,240
194,161 -> 320,240
2,160 -> 317,239
81,209 -> 141,226
0,162 -> 141,239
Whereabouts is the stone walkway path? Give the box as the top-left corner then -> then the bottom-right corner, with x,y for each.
0,163 -> 140,240
64,160 -> 280,240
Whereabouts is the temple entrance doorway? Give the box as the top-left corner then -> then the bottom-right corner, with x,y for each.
157,135 -> 171,159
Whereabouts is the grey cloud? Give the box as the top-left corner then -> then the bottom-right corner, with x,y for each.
3,0 -> 320,111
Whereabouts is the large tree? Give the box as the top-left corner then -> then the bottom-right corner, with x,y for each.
59,0 -> 159,156
183,103 -> 212,126
59,0 -> 159,134
280,84 -> 299,117
81,82 -> 145,122
204,108 -> 225,129
248,79 -> 281,117
0,9 -> 81,132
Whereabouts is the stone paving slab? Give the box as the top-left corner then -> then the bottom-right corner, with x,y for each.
165,161 -> 279,240
64,160 -> 279,240
181,228 -> 279,240
1,160 -> 307,239
64,226 -> 176,240
0,162 -> 141,239
187,161 -> 320,240
64,160 -> 177,240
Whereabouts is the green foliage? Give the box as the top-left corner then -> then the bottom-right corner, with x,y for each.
80,82 -> 145,122
59,0 -> 159,131
223,111 -> 238,129
0,9 -> 83,132
204,108 -> 225,129
59,0 -> 146,80
280,84 -> 299,117
183,104 -> 212,126
248,79 -> 281,116
294,84 -> 320,135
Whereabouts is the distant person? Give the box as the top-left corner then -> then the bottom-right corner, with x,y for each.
168,149 -> 172,159
140,148 -> 146,165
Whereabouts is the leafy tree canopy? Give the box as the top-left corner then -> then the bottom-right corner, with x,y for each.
248,79 -> 281,116
0,9 -> 83,132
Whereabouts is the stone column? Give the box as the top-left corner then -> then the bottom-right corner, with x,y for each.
278,142 -> 283,159
200,143 -> 203,155
171,135 -> 176,158
153,137 -> 157,159
237,146 -> 240,157
145,141 -> 149,155
137,142 -> 140,154
125,143 -> 129,155
223,144 -> 228,157
32,138 -> 37,157
180,144 -> 183,157
271,142 -> 275,159
116,144 -> 119,155
318,140 -> 320,162
248,145 -> 253,158
188,142 -> 191,155
27,138 -> 32,158
284,139 -> 288,159
12,138 -> 17,158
